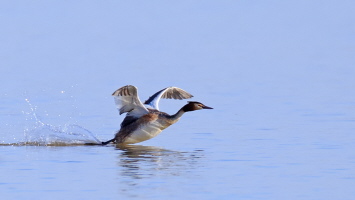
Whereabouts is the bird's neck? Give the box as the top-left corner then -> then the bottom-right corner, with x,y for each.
168,107 -> 186,122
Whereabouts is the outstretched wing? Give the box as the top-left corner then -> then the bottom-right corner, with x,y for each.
112,85 -> 149,118
144,87 -> 193,110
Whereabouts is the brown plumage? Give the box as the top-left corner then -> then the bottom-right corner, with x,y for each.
102,86 -> 213,145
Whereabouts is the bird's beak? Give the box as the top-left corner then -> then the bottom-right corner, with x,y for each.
202,105 -> 213,109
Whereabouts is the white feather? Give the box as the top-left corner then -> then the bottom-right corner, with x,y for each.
123,121 -> 165,144
144,87 -> 193,110
112,85 -> 149,118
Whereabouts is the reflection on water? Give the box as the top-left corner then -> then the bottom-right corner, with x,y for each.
116,145 -> 204,179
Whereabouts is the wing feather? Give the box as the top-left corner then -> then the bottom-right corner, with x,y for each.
144,87 -> 193,110
112,85 -> 149,118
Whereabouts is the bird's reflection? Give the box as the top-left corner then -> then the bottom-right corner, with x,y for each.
116,145 -> 204,179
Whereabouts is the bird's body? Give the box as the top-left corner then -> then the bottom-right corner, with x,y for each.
116,110 -> 174,144
103,85 -> 212,145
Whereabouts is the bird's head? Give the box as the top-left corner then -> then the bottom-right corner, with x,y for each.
182,101 -> 213,112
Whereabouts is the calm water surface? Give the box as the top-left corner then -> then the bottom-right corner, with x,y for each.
1,1 -> 355,200
1,83 -> 355,200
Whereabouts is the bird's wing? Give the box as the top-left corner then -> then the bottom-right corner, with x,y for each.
144,87 -> 193,110
112,85 -> 149,118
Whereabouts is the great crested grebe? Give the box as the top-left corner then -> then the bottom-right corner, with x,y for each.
102,85 -> 212,145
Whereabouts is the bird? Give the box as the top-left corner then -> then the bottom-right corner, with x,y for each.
102,85 -> 212,145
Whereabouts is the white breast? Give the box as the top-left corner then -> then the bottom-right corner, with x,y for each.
123,121 -> 166,144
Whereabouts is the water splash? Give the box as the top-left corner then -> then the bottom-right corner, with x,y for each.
2,98 -> 102,146
23,123 -> 101,146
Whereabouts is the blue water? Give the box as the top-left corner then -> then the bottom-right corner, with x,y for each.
1,1 -> 355,199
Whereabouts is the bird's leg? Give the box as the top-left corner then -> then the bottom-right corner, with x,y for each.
101,138 -> 116,145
